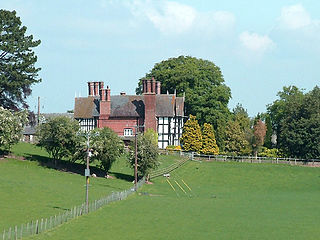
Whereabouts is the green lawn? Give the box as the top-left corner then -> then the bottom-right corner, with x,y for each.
0,143 -> 134,230
28,160 -> 320,240
0,142 -> 180,231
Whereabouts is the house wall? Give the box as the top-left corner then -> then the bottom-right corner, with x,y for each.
98,117 -> 142,136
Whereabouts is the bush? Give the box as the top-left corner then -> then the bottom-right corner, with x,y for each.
0,107 -> 28,152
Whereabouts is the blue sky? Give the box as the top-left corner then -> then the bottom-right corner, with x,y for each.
2,0 -> 320,116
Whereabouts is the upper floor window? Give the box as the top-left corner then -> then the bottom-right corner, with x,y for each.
124,128 -> 133,136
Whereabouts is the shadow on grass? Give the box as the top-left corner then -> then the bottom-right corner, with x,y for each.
24,153 -> 133,180
51,206 -> 70,211
109,172 -> 134,182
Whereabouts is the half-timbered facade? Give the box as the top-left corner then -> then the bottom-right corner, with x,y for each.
74,79 -> 185,148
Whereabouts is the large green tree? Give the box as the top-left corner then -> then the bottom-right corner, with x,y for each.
89,127 -> 124,172
267,86 -> 320,159
37,116 -> 81,165
0,10 -> 41,110
137,56 -> 231,148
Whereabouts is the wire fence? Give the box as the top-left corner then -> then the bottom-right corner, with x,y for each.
149,156 -> 190,179
190,153 -> 320,166
2,178 -> 145,240
159,149 -> 320,166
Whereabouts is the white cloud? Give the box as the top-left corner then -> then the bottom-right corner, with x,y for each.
126,0 -> 235,36
279,4 -> 311,30
239,31 -> 275,54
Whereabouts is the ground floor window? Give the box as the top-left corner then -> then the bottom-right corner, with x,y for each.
124,128 -> 133,136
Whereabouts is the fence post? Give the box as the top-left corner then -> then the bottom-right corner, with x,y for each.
20,224 -> 23,239
3,229 -> 5,240
8,227 -> 11,240
35,220 -> 39,234
14,226 -> 17,240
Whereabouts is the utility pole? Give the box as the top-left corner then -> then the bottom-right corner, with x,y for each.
128,123 -> 144,191
37,96 -> 40,125
85,134 -> 90,213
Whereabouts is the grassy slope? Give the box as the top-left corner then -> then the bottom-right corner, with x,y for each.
0,143 -> 133,230
29,161 -> 320,240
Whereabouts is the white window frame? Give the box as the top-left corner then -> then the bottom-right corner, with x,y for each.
124,128 -> 133,136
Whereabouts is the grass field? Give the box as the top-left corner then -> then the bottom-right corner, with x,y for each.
25,160 -> 320,240
0,142 -> 134,230
0,143 -> 182,232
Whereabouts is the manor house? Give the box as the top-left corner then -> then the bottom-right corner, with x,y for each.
73,78 -> 185,148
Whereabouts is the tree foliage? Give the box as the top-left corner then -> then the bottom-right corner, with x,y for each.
201,123 -> 219,155
224,119 -> 250,155
37,116 -> 80,163
0,107 -> 28,151
252,119 -> 267,157
128,134 -> 159,177
89,127 -> 124,172
144,128 -> 158,147
137,56 -> 231,148
267,86 -> 320,159
180,115 -> 202,152
0,10 -> 41,110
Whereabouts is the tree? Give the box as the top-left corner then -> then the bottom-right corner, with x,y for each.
252,119 -> 267,158
267,85 -> 320,159
264,114 -> 273,148
128,134 -> 159,178
0,107 -> 28,152
267,86 -> 304,140
224,119 -> 250,155
137,56 -> 231,148
37,116 -> 80,165
144,128 -> 158,147
89,127 -> 124,172
0,10 -> 41,110
201,123 -> 219,155
180,115 -> 202,152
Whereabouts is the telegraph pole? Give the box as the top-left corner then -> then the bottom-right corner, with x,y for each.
85,134 -> 90,213
128,123 -> 144,191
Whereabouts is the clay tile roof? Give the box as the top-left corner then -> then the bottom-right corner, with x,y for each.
110,95 -> 144,117
155,95 -> 175,117
175,97 -> 184,117
74,96 -> 99,119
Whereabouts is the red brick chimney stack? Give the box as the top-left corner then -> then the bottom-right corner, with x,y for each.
98,85 -> 111,127
151,77 -> 156,93
156,81 -> 161,94
147,80 -> 152,93
106,86 -> 111,101
100,88 -> 106,101
99,81 -> 104,91
94,82 -> 99,96
144,77 -> 157,131
88,82 -> 94,96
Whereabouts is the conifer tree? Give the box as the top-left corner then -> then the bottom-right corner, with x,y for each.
180,115 -> 202,152
201,123 -> 219,155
